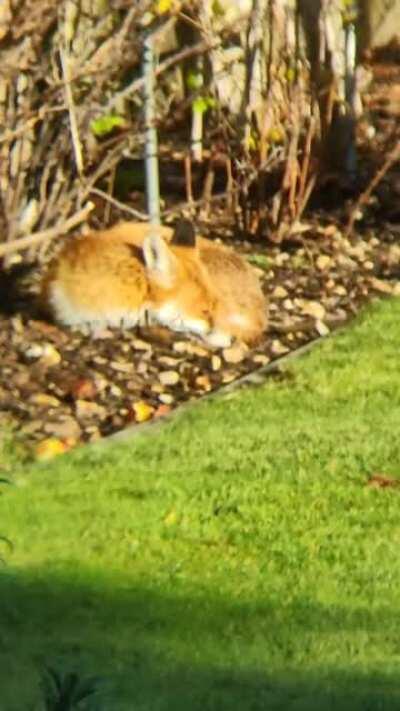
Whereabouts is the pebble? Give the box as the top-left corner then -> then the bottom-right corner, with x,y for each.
136,361 -> 148,374
38,344 -> 62,368
195,374 -> 212,391
30,393 -> 61,408
211,355 -> 222,371
158,356 -> 181,367
300,300 -> 326,320
158,393 -> 174,405
252,354 -> 270,365
270,340 -> 289,356
272,285 -> 288,298
316,255 -> 332,271
109,384 -> 123,397
133,339 -> 152,351
283,298 -> 294,310
110,361 -> 134,373
159,370 -> 180,386
173,341 -> 209,357
223,344 -> 247,364
75,399 -> 107,420
222,371 -> 237,384
315,320 -> 330,336
44,418 -> 82,441
24,343 -> 44,359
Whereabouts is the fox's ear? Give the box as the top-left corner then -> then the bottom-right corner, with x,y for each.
170,219 -> 196,248
142,231 -> 177,288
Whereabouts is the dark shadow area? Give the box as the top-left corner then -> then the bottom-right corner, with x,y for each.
0,568 -> 399,710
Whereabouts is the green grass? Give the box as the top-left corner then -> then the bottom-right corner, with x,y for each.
2,298 -> 400,710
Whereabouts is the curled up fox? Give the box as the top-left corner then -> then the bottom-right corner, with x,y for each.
42,220 -> 268,348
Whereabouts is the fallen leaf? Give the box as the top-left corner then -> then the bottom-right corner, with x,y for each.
35,438 -> 69,461
70,378 -> 97,400
132,400 -> 155,422
154,404 -> 172,418
30,393 -> 61,408
367,474 -> 400,489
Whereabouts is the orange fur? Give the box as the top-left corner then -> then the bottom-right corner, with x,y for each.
42,222 -> 267,346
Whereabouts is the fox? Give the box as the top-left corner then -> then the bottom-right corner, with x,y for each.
41,220 -> 267,348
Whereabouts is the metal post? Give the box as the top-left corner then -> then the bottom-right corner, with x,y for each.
143,32 -> 161,225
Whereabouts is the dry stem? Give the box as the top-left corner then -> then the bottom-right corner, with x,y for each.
89,188 -> 148,220
345,139 -> 400,237
0,204 -> 94,258
60,47 -> 84,177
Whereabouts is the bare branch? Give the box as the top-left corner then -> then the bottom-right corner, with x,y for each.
345,139 -> 400,237
0,204 -> 94,258
60,47 -> 84,177
105,37 -> 220,113
89,188 -> 148,220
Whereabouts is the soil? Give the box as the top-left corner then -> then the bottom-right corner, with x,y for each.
1,42 -> 400,458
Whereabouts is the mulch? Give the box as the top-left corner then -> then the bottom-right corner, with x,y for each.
1,43 -> 400,458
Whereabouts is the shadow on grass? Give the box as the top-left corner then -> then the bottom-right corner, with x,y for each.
0,568 -> 398,710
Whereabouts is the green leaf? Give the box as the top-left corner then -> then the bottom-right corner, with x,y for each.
90,114 -> 125,137
193,97 -> 208,115
186,71 -> 203,91
246,254 -> 270,270
212,0 -> 225,16
192,96 -> 216,115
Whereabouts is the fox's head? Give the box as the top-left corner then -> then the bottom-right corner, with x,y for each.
142,225 -> 232,348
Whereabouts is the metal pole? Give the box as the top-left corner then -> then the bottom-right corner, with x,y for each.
143,32 -> 161,225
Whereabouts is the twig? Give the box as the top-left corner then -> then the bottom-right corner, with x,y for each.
81,139 -> 131,199
0,204 -> 94,257
201,160 -> 215,218
89,188 -> 148,220
60,47 -> 84,177
297,114 -> 316,206
105,38 -> 220,113
345,140 -> 400,237
0,106 -> 66,145
161,188 -> 238,218
184,154 -> 194,205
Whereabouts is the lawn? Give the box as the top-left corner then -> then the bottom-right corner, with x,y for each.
1,298 -> 400,710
